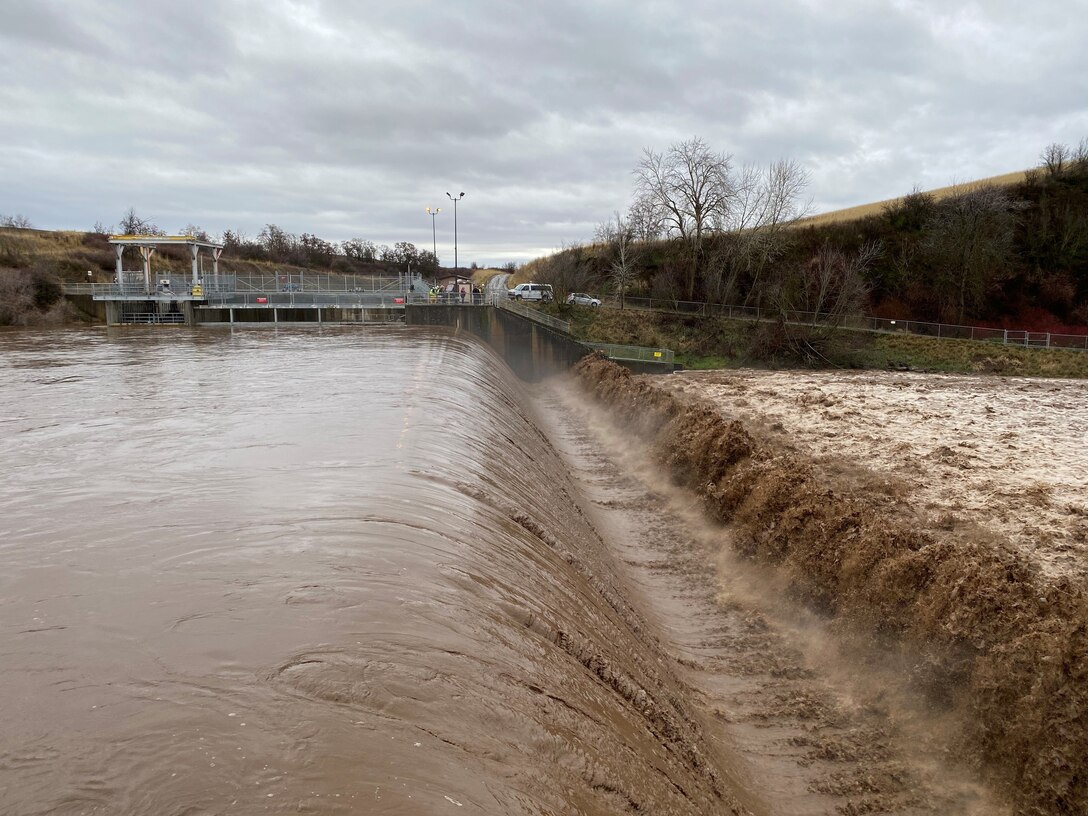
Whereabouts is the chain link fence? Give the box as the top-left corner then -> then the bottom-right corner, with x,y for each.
611,297 -> 1088,351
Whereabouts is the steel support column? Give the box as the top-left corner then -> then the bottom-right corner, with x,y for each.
138,246 -> 155,295
212,247 -> 223,289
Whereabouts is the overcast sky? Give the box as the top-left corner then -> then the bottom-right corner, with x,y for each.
2,0 -> 1086,265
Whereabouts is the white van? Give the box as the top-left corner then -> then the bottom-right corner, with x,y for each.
507,283 -> 553,302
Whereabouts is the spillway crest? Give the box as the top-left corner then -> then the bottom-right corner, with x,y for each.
0,328 -> 733,815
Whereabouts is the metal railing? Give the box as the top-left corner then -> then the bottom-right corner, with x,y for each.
202,291 -> 502,308
495,297 -> 571,332
999,330 -> 1086,350
229,273 -> 427,293
64,274 -> 430,298
413,290 -> 494,306
610,296 -> 1088,351
494,299 -> 674,363
583,342 -> 675,363
65,282 -> 236,298
119,312 -> 185,324
204,292 -> 409,308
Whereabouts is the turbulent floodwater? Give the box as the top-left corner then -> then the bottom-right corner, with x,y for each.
0,328 -> 739,816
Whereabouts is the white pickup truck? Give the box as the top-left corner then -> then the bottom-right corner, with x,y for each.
507,283 -> 553,302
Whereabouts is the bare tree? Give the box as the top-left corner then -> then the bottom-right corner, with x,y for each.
783,241 -> 879,321
341,238 -> 377,261
1042,143 -> 1071,177
603,212 -> 640,309
118,208 -> 163,235
700,159 -> 810,306
0,271 -> 34,325
924,185 -> 1023,323
220,229 -> 246,250
625,193 -> 666,242
762,159 -> 812,226
740,160 -> 811,305
259,224 -> 294,261
179,224 -> 209,240
758,242 -> 877,361
634,136 -> 733,299
1075,138 -> 1088,168
1048,138 -> 1088,175
592,216 -> 619,246
0,214 -> 33,229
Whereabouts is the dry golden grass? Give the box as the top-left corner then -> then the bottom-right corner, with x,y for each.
0,228 -> 119,279
0,227 -> 341,282
471,268 -> 505,288
0,228 -> 87,258
508,258 -> 547,287
796,170 -> 1031,228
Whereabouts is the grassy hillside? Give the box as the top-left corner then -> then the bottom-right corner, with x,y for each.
796,170 -> 1031,228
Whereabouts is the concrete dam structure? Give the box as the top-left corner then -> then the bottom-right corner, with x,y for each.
0,324 -> 1021,814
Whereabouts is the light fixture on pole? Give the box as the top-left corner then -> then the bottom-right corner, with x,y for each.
445,191 -> 464,278
425,206 -> 441,262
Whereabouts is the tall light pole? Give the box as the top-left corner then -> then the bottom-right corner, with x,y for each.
425,206 -> 440,263
446,191 -> 464,277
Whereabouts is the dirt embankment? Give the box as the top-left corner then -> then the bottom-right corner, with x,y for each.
573,354 -> 1088,816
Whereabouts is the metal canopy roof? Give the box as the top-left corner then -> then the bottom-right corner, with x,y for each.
109,234 -> 224,250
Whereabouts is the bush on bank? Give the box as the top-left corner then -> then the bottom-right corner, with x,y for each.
0,267 -> 66,326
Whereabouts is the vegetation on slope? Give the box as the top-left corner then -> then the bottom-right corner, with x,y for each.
551,302 -> 1088,378
525,139 -> 1088,341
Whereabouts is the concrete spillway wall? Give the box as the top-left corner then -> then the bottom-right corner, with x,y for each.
406,305 -> 593,381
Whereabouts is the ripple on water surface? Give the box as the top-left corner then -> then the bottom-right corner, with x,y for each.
0,328 -> 736,815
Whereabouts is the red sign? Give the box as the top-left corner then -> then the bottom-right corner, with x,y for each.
393,297 -> 405,304
256,297 -> 268,304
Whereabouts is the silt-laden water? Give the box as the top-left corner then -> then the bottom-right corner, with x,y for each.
0,328 -> 740,815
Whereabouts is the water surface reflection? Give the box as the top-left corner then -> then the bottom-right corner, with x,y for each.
0,328 -> 733,815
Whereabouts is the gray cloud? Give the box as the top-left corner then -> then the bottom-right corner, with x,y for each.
2,0 -> 1086,263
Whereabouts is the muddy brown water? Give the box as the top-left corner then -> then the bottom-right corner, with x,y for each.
0,328 -> 1004,815
0,328 -> 746,815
